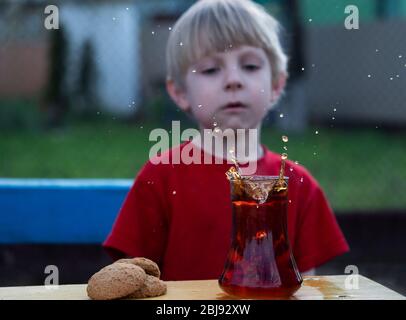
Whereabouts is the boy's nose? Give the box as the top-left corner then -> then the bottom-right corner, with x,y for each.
225,80 -> 243,91
224,67 -> 243,91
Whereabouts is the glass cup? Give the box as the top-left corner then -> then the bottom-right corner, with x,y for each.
218,175 -> 302,298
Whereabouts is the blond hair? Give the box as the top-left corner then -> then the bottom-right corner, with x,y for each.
166,0 -> 288,89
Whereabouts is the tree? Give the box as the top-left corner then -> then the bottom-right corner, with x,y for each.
75,39 -> 99,119
43,24 -> 69,129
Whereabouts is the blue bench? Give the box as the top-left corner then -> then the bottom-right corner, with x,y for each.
0,179 -> 132,244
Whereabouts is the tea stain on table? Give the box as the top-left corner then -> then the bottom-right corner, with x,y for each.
302,277 -> 350,300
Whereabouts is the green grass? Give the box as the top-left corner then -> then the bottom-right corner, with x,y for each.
0,121 -> 152,179
262,127 -> 406,211
1,120 -> 405,211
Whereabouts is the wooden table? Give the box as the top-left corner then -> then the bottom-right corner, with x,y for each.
0,275 -> 404,300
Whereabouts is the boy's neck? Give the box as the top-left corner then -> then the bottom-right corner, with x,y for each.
191,126 -> 264,162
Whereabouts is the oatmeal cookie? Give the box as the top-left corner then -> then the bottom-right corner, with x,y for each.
87,263 -> 146,300
126,275 -> 167,299
115,257 -> 161,278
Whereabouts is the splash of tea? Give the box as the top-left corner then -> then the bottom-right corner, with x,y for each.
225,150 -> 287,202
275,153 -> 288,192
225,150 -> 243,180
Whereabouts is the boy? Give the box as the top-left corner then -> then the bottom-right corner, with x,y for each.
104,0 -> 349,280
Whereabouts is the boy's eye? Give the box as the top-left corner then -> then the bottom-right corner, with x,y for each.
201,67 -> 219,75
244,64 -> 260,71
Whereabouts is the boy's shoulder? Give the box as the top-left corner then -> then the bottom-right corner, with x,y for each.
135,142 -> 193,180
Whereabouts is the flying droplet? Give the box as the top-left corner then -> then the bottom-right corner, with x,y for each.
399,55 -> 403,58
313,152 -> 317,156
376,49 -> 379,52
179,42 -> 183,46
301,67 -> 305,71
332,116 -> 335,120
168,27 -> 172,31
213,122 -> 217,127
192,69 -> 196,73
390,77 -> 394,80
333,108 -> 337,112
112,17 -> 116,21
198,104 -> 202,108
308,18 -> 312,22
282,135 -> 288,143
279,113 -> 284,118
368,74 -> 371,78
312,63 -> 315,67
315,130 -> 319,135
126,7 -> 129,11
172,191 -> 177,195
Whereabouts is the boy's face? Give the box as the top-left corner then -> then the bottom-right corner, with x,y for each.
167,45 -> 285,131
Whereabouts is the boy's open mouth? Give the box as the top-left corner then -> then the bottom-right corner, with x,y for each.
222,102 -> 247,110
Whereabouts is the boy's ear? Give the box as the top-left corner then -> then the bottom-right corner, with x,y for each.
270,73 -> 287,104
166,79 -> 190,112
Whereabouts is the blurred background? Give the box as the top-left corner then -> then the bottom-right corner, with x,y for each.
0,0 -> 405,295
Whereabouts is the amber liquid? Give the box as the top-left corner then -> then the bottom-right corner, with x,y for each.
219,186 -> 302,299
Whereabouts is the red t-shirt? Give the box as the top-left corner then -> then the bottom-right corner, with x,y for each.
103,142 -> 349,280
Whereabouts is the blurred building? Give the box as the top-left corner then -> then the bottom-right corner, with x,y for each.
301,0 -> 406,127
0,1 -> 48,99
0,0 -> 190,117
61,1 -> 141,116
0,0 -> 406,126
